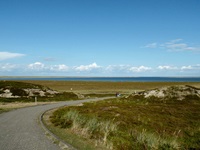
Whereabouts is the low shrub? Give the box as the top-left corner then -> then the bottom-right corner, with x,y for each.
61,92 -> 79,100
182,130 -> 200,149
10,87 -> 28,96
50,96 -> 200,149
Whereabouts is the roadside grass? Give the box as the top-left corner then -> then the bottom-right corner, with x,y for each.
0,102 -> 57,114
0,108 -> 12,114
43,109 -> 109,150
50,96 -> 200,149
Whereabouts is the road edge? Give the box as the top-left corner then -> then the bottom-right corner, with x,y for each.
39,108 -> 77,150
39,97 -> 114,150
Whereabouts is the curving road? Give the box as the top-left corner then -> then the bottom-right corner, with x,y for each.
0,97 -> 112,150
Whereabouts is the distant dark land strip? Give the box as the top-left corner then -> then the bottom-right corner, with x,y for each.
1,76 -> 200,82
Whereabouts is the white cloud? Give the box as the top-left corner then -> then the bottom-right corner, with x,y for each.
168,39 -> 183,43
28,62 -> 69,72
28,62 -> 45,70
163,39 -> 198,51
158,65 -> 177,70
0,63 -> 17,71
180,65 -> 200,76
129,66 -> 152,72
106,65 -> 130,72
144,42 -> 157,48
181,65 -> 193,70
50,64 -> 69,71
144,39 -> 200,52
1,62 -> 200,76
181,65 -> 200,70
0,51 -> 25,61
75,62 -> 101,71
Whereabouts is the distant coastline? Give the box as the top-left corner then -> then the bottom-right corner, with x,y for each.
0,76 -> 200,82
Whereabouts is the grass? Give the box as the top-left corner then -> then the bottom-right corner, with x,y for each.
0,102 -> 57,114
50,95 -> 200,149
0,80 -> 47,89
0,108 -> 11,114
84,93 -> 115,98
43,109 -> 109,150
50,109 -> 117,149
1,80 -> 200,148
22,80 -> 200,94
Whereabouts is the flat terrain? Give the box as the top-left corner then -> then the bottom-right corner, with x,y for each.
20,80 -> 200,94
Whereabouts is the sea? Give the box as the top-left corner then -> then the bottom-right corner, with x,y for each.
0,77 -> 200,82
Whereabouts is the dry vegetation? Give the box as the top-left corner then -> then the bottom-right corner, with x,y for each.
50,95 -> 200,149
22,80 -> 200,94
45,82 -> 200,150
1,80 -> 200,149
0,102 -> 57,113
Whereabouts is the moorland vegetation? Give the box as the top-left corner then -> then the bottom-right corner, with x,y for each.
50,85 -> 200,149
1,80 -> 200,149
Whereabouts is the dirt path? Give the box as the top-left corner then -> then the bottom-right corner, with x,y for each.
0,97 -> 112,150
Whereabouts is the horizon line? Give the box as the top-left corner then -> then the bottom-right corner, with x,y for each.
1,76 -> 200,78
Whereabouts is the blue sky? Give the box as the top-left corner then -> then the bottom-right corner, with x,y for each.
0,0 -> 200,76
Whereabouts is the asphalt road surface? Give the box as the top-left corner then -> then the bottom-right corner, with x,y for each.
0,97 -> 112,150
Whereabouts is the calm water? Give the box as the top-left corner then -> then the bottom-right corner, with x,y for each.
0,77 -> 200,82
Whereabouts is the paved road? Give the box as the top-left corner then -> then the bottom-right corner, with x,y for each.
0,97 -> 112,150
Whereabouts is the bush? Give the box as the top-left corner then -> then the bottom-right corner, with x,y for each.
184,94 -> 200,100
58,92 -> 78,100
10,87 -> 28,96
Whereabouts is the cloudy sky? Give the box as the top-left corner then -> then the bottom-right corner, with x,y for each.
0,0 -> 200,76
